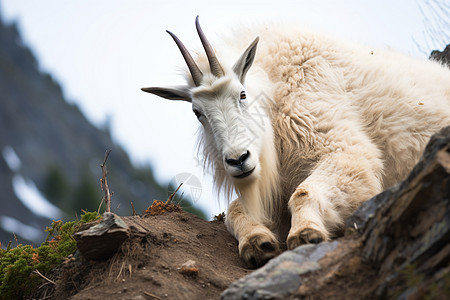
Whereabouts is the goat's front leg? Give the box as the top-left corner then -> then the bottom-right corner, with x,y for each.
287,148 -> 383,250
226,199 -> 280,268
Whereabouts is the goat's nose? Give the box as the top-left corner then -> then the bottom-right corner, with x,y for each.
225,151 -> 250,167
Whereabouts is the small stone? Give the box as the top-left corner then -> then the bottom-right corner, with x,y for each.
179,260 -> 199,277
181,260 -> 196,268
73,213 -> 130,260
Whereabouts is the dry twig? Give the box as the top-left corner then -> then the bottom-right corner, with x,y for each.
166,183 -> 183,205
116,261 -> 125,280
97,197 -> 104,215
131,201 -> 137,216
100,150 -> 112,213
33,270 -> 56,285
143,291 -> 163,300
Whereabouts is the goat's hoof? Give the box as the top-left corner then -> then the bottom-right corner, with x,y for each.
287,228 -> 327,250
240,235 -> 280,269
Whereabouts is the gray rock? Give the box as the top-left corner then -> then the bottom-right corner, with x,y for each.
73,212 -> 130,260
221,241 -> 338,300
430,44 -> 450,68
360,126 -> 450,298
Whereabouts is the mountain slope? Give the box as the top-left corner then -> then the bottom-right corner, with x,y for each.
0,17 -> 205,246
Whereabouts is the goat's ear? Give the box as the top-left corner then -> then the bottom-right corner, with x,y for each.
141,86 -> 192,102
233,37 -> 259,84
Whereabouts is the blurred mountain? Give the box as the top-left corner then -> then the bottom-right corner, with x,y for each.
0,16 -> 206,247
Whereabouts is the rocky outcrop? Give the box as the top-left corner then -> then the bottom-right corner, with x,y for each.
222,126 -> 450,299
356,126 -> 450,298
430,44 -> 450,68
73,213 -> 131,261
221,241 -> 339,299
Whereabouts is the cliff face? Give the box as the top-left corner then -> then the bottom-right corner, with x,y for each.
430,44 -> 450,67
0,17 -> 184,246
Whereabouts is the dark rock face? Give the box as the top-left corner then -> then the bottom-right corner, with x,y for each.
360,126 -> 450,298
222,126 -> 450,299
430,44 -> 450,68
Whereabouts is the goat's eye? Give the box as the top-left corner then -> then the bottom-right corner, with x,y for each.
193,109 -> 202,118
240,91 -> 246,101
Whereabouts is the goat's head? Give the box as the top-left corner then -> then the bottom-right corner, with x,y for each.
142,16 -> 265,181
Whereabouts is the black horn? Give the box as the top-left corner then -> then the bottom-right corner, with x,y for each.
166,30 -> 203,86
195,16 -> 224,78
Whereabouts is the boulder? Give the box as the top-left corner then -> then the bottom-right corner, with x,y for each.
430,44 -> 450,68
73,213 -> 131,261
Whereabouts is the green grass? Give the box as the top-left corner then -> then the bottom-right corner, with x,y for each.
0,211 -> 101,299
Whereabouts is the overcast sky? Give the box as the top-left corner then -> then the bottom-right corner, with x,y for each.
0,0 -> 444,217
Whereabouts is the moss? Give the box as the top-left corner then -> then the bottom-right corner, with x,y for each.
0,211 -> 101,299
400,264 -> 423,287
393,264 -> 450,300
80,211 -> 101,223
425,269 -> 450,300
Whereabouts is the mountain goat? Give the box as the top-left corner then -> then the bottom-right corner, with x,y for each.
142,17 -> 450,268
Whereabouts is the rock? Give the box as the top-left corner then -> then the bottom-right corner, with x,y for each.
221,241 -> 338,299
345,186 -> 392,234
179,259 -> 199,277
361,126 -> 450,298
430,44 -> 450,68
181,259 -> 197,269
73,212 -> 130,260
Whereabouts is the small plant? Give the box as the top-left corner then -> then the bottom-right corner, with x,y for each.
213,212 -> 226,222
0,211 -> 101,299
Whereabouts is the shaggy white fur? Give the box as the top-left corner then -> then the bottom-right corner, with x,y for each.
143,20 -> 450,268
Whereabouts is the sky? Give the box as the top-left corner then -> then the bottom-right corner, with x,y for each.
0,0 -> 445,217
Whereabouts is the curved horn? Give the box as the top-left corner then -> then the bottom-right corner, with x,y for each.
166,30 -> 203,86
195,16 -> 224,78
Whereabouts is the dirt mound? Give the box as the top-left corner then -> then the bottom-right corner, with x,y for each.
50,210 -> 250,299
143,199 -> 181,216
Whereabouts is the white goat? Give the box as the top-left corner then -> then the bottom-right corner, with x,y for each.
142,17 -> 450,268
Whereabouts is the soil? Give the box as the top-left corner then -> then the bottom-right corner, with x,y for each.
48,209 -> 251,300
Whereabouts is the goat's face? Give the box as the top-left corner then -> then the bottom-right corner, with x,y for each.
142,17 -> 262,180
191,75 -> 265,180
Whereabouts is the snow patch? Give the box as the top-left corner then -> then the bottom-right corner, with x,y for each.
0,215 -> 45,243
12,175 -> 63,220
2,146 -> 22,172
